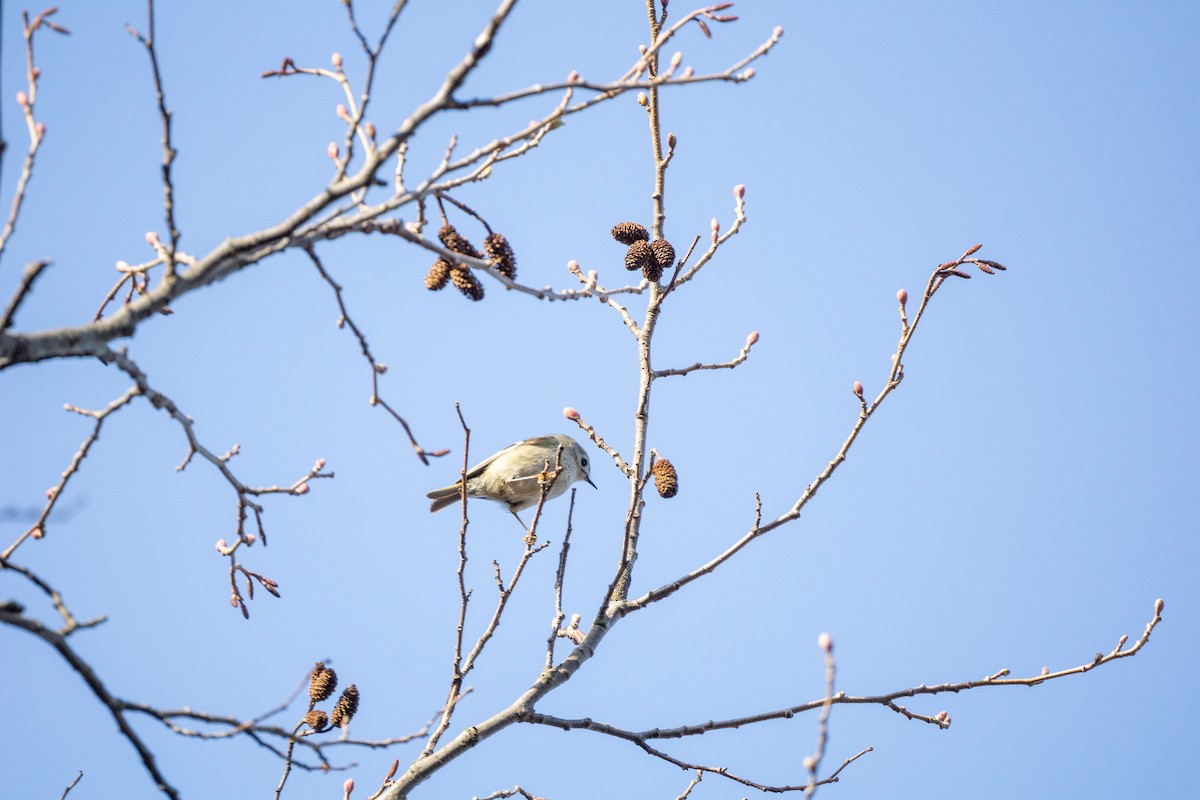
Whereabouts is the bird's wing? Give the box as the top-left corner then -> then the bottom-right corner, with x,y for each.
462,438 -> 532,480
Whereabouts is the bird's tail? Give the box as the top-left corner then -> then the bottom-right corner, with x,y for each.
427,484 -> 465,513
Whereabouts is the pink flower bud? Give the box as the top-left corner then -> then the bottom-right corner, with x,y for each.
115,260 -> 131,273
853,381 -> 864,397
403,221 -> 421,235
773,25 -> 784,38
711,218 -> 720,233
1155,598 -> 1164,614
45,487 -> 57,499
587,269 -> 598,282
639,44 -> 648,55
936,710 -> 948,720
374,362 -> 387,374
295,483 -> 310,495
741,68 -> 756,80
746,331 -> 759,347
336,103 -> 349,120
327,142 -> 339,160
734,183 -> 745,199
567,260 -> 582,275
35,122 -> 45,137
16,91 -> 28,107
635,59 -> 648,75
331,52 -> 343,68
230,595 -> 239,607
32,527 -> 44,539
817,632 -> 833,653
145,231 -> 160,246
897,288 -> 908,306
364,121 -> 376,139
314,458 -> 326,471
567,70 -> 579,83
964,243 -> 983,256
681,66 -> 694,79
563,406 -> 580,421
32,67 -> 41,79
215,539 -> 227,552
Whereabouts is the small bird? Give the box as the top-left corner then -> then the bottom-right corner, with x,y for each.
427,433 -> 596,526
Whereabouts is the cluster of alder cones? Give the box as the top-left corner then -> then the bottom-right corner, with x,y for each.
424,224 -> 517,301
612,221 -> 675,282
302,662 -> 360,734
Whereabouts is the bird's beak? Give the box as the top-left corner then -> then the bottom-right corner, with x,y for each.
585,476 -> 597,489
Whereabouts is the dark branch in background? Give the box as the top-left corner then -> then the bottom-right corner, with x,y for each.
126,1 -> 180,279
93,346 -> 331,613
0,259 -> 49,330
0,7 -> 66,267
1,384 -> 140,560
1,607 -> 183,800
306,247 -> 448,465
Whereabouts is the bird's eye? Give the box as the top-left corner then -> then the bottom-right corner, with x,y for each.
581,457 -> 588,467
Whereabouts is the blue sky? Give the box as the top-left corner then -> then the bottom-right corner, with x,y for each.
2,2 -> 1196,798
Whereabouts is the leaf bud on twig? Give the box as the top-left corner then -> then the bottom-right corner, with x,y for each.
336,103 -> 350,121
637,91 -> 649,107
327,142 -> 339,160
563,407 -> 580,421
746,331 -> 759,347
773,25 -> 785,39
853,381 -> 864,397
145,231 -> 160,246
294,483 -> 310,495
16,91 -> 28,108
818,632 -> 833,653
331,52 -> 343,68
897,288 -> 908,306
734,183 -> 745,199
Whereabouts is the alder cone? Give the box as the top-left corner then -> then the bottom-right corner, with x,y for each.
484,232 -> 517,279
611,221 -> 650,245
649,238 -> 676,271
450,266 -> 484,301
439,224 -> 483,259
652,458 -> 678,498
424,259 -> 452,290
309,663 -> 337,703
625,240 -> 652,272
330,684 -> 360,729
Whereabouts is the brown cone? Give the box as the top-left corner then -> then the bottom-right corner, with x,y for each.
303,710 -> 329,731
330,684 -> 360,729
612,221 -> 650,245
625,240 -> 652,272
425,259 -> 452,290
484,232 -> 517,280
439,224 -> 483,259
450,266 -> 485,301
650,239 -> 676,271
309,663 -> 337,703
652,459 -> 678,498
